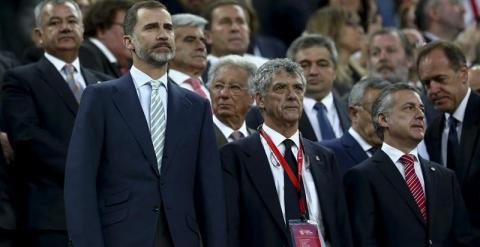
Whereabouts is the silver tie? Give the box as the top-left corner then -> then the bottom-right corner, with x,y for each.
150,80 -> 166,172
62,64 -> 83,102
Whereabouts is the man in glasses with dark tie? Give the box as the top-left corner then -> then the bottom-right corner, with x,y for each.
220,58 -> 352,247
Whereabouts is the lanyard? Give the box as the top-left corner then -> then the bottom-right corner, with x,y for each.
259,128 -> 307,216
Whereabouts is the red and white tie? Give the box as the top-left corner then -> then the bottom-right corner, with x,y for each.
399,154 -> 427,222
184,77 -> 207,98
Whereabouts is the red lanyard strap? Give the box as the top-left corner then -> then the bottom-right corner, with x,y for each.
259,128 -> 307,216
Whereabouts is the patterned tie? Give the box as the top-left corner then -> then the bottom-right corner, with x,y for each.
150,80 -> 166,173
399,154 -> 427,222
313,102 -> 336,140
229,130 -> 244,141
184,77 -> 207,98
62,64 -> 83,102
446,116 -> 460,177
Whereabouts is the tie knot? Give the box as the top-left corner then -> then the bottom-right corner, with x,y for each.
150,80 -> 161,90
313,102 -> 327,111
63,64 -> 75,74
399,154 -> 415,167
229,130 -> 244,141
448,116 -> 458,128
283,139 -> 295,150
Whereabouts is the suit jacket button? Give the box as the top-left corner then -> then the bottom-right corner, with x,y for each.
153,207 -> 160,213
429,240 -> 433,245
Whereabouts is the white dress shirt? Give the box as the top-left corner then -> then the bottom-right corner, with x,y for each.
212,115 -> 249,142
168,69 -> 210,100
303,92 -> 343,141
89,37 -> 117,63
381,142 -> 425,192
44,52 -> 86,89
348,128 -> 373,157
260,124 -> 328,247
130,65 -> 168,129
441,88 -> 470,166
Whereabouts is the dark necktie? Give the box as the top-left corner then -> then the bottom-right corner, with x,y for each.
313,102 -> 336,140
229,130 -> 244,141
399,154 -> 427,222
447,116 -> 460,177
283,139 -> 301,222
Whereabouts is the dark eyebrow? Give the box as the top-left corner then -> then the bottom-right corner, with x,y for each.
143,22 -> 159,30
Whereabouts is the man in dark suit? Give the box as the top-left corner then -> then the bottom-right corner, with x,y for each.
64,2 -> 226,247
1,1 -> 110,246
344,83 -> 479,247
321,78 -> 390,175
79,0 -> 133,78
207,55 -> 256,147
221,58 -> 352,247
418,40 -> 480,235
246,34 -> 350,141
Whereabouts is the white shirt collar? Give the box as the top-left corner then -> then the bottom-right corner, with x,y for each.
44,52 -> 81,74
424,31 -> 441,41
348,127 -> 372,152
168,69 -> 202,84
381,142 -> 419,165
303,91 -> 334,112
262,123 -> 300,149
89,37 -> 117,63
130,65 -> 168,90
213,115 -> 249,139
445,88 -> 471,123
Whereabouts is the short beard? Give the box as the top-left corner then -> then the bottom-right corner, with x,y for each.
133,40 -> 175,66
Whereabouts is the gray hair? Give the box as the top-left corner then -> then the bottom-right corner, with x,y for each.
286,34 -> 338,67
250,58 -> 306,96
172,13 -> 208,29
207,55 -> 257,95
35,0 -> 82,28
348,78 -> 391,106
371,83 -> 420,140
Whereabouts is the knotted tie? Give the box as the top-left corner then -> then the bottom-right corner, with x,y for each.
313,102 -> 336,140
283,139 -> 302,222
446,116 -> 460,176
150,80 -> 166,173
229,130 -> 244,141
399,154 -> 427,222
62,64 -> 83,102
184,77 -> 207,98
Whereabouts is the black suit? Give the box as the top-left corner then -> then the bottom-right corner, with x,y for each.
1,57 -> 110,246
220,133 -> 352,247
246,95 -> 350,141
344,150 -> 480,247
79,39 -> 122,78
424,91 -> 480,234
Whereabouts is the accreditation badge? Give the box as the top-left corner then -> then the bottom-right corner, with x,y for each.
289,219 -> 322,247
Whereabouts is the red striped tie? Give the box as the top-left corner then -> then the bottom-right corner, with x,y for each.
399,154 -> 427,222
184,77 -> 207,98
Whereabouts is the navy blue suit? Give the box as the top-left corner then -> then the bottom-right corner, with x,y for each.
220,133 -> 353,247
64,74 -> 227,247
321,132 -> 369,175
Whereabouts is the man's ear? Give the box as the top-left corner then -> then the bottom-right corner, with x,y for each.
255,92 -> 264,110
123,35 -> 134,51
377,112 -> 389,128
204,30 -> 213,46
348,105 -> 359,123
33,28 -> 43,48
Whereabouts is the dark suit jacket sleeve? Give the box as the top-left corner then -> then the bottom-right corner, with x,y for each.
2,70 -> 67,176
64,85 -> 105,246
220,143 -> 241,247
194,99 -> 228,247
344,167 -> 378,247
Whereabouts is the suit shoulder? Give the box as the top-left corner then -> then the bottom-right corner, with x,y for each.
420,158 -> 455,176
304,138 -> 334,154
83,67 -> 113,82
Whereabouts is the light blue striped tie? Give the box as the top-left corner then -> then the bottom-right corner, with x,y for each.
150,80 -> 166,172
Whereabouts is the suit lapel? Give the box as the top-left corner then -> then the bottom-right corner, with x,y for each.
303,140 -> 335,236
161,79 -> 192,174
375,151 -> 426,226
81,67 -> 100,86
426,117 -> 444,164
333,94 -> 350,131
341,132 -> 368,165
419,157 -> 436,232
111,74 -> 158,175
243,134 -> 288,239
458,93 -> 480,184
37,57 -> 78,114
